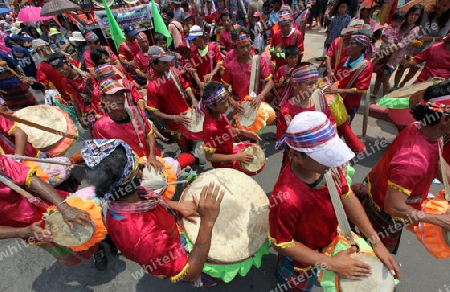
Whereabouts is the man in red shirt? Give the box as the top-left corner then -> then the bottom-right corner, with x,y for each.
135,32 -> 151,86
219,12 -> 234,57
270,9 -> 304,71
186,25 -> 223,94
118,24 -> 141,77
146,46 -> 197,168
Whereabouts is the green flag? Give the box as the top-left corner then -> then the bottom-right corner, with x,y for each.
103,0 -> 126,50
151,0 -> 172,47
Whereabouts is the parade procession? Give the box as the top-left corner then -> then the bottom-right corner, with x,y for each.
0,0 -> 450,290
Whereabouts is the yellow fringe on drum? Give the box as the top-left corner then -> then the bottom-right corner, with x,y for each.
22,161 -> 49,184
46,196 -> 107,252
170,263 -> 190,283
158,157 -> 177,201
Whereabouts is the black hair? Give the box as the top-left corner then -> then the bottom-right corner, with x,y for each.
231,27 -> 250,41
297,61 -> 313,66
400,4 -> 424,31
273,0 -> 282,5
203,82 -> 225,100
284,45 -> 299,57
85,146 -> 128,198
166,10 -> 174,19
90,47 -> 109,67
428,6 -> 450,29
154,32 -> 167,43
182,1 -> 189,8
221,12 -> 231,19
411,80 -> 450,125
337,0 -> 349,7
391,11 -> 406,22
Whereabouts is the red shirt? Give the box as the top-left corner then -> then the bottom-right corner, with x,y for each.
367,123 -> 439,211
269,164 -> 348,269
0,116 -> 39,157
63,72 -> 101,116
222,54 -> 272,101
118,40 -> 141,62
146,69 -> 190,131
189,42 -> 223,82
36,61 -> 69,101
334,57 -> 373,113
219,30 -> 233,53
326,37 -> 348,70
274,65 -> 290,98
105,192 -> 188,279
202,113 -> 234,168
270,28 -> 304,69
413,42 -> 450,83
92,107 -> 154,158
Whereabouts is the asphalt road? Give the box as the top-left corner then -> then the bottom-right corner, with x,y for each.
1,30 -> 449,292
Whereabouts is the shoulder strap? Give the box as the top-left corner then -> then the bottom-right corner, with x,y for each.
291,30 -> 299,46
346,60 -> 368,90
311,90 -> 327,114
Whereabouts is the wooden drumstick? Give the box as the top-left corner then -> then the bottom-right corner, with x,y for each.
0,173 -> 50,209
5,155 -> 83,167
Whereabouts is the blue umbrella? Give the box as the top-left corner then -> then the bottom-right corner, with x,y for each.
0,8 -> 11,15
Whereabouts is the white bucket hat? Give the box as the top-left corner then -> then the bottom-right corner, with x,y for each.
276,111 -> 354,168
69,31 -> 86,42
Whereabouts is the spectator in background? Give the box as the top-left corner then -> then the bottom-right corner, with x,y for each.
325,1 -> 351,50
167,10 -> 184,49
219,12 -> 234,56
248,0 -> 264,17
118,25 -> 141,78
39,24 -> 50,42
48,27 -> 70,54
173,0 -> 185,23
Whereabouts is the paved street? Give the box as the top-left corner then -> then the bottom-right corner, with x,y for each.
0,30 -> 449,292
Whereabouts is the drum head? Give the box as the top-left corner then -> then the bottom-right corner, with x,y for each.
185,109 -> 204,133
239,144 -> 265,173
142,166 -> 167,194
91,0 -> 115,7
237,102 -> 257,127
46,211 -> 94,247
181,168 -> 269,263
13,105 -> 69,151
385,81 -> 435,98
339,253 -> 395,292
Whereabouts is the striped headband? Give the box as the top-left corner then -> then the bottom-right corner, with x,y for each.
278,10 -> 292,24
201,86 -> 228,109
85,31 -> 99,42
138,32 -> 147,41
421,95 -> 450,114
351,34 -> 370,49
81,139 -> 139,200
276,119 -> 336,151
290,64 -> 319,83
233,32 -> 251,46
94,64 -> 115,80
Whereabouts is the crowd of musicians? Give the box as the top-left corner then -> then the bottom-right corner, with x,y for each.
1,0 -> 450,290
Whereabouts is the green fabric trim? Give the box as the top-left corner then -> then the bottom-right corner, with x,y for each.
376,96 -> 410,109
185,235 -> 270,283
43,245 -> 74,259
346,164 -> 355,186
198,44 -> 209,57
319,236 -> 399,291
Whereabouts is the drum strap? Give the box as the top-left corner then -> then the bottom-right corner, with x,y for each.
0,111 -> 78,140
311,90 -> 327,114
324,170 -> 356,246
168,67 -> 186,99
0,173 -> 50,210
346,61 -> 368,90
125,105 -> 145,150
438,138 -> 450,200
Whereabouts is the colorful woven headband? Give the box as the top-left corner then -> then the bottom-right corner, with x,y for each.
275,119 -> 336,152
138,32 -> 147,41
420,95 -> 450,114
85,31 -> 99,42
278,10 -> 292,24
290,64 -> 319,83
98,78 -> 126,95
81,139 -> 139,200
351,34 -> 370,49
201,86 -> 228,109
233,32 -> 251,46
94,64 -> 115,80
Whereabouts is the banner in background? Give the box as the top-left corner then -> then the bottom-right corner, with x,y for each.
94,4 -> 152,33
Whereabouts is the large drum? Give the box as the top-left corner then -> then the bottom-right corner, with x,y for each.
13,105 -> 78,156
319,231 -> 395,292
384,81 -> 436,130
233,142 -> 266,176
43,194 -> 107,252
180,168 -> 270,282
235,96 -> 275,134
412,190 -> 450,258
179,109 -> 204,141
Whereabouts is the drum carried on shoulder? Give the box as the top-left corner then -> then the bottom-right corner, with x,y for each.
180,168 -> 270,283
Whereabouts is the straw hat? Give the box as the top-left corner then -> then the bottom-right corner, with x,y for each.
69,31 -> 86,42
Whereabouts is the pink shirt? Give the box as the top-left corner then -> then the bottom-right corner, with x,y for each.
222,54 -> 272,101
413,42 -> 450,83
